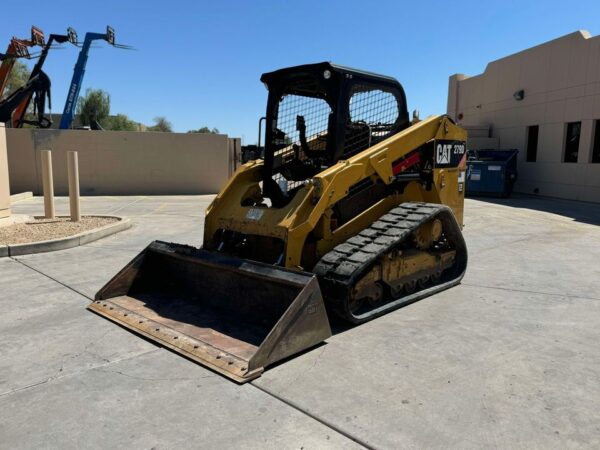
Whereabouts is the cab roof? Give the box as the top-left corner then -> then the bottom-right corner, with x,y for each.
260,61 -> 401,89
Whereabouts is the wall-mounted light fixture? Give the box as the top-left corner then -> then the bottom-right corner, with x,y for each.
513,89 -> 525,101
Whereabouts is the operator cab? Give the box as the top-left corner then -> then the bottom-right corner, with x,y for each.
260,62 -> 409,207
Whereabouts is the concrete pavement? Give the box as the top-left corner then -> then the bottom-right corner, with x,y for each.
1,194 -> 599,449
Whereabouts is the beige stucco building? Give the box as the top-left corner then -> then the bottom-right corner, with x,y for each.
447,30 -> 600,203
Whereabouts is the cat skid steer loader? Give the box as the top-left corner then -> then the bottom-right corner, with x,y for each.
89,63 -> 468,383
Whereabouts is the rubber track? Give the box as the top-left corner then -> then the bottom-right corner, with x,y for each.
313,202 -> 467,322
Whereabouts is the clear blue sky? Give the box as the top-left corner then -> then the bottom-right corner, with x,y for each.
4,0 -> 599,142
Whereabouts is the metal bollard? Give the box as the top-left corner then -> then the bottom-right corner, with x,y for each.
41,150 -> 55,219
67,151 -> 81,222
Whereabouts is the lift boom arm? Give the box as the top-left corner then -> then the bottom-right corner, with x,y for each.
10,29 -> 77,128
59,27 -> 116,129
0,27 -> 44,97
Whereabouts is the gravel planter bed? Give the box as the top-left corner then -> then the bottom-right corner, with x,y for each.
0,215 -> 130,257
0,216 -> 119,245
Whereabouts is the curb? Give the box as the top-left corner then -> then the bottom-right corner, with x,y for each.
10,192 -> 34,204
3,216 -> 131,257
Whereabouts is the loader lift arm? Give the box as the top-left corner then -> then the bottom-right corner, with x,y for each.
206,114 -> 466,269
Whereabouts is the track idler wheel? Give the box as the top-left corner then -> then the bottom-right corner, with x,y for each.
414,218 -> 443,249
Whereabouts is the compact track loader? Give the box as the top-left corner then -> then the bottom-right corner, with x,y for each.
90,63 -> 468,382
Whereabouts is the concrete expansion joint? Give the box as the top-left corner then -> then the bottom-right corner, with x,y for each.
11,257 -> 94,300
109,196 -> 147,215
94,367 -> 215,383
251,383 -> 377,450
462,282 -> 600,302
0,349 -> 160,399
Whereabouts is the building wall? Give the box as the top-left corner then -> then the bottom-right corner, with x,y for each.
448,30 -> 600,203
0,124 -> 10,218
6,128 -> 239,196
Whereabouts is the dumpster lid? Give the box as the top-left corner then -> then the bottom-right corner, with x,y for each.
467,149 -> 518,162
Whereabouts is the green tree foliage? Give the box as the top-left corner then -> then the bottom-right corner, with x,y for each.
105,114 -> 138,131
2,60 -> 31,99
77,89 -> 110,127
187,126 -> 220,134
147,116 -> 173,132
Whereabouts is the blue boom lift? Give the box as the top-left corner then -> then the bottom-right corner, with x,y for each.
59,26 -> 130,129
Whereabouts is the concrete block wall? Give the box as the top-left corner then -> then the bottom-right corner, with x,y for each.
6,128 -> 239,196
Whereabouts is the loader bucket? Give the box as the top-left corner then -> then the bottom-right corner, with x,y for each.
88,241 -> 332,382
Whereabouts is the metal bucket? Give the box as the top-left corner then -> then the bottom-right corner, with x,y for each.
88,241 -> 331,382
